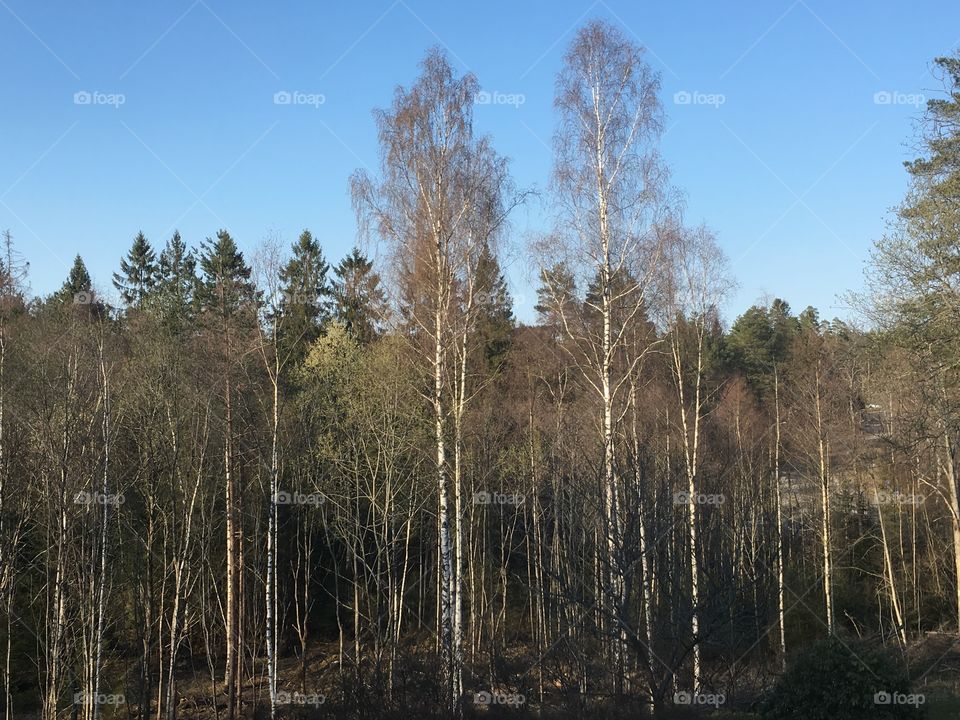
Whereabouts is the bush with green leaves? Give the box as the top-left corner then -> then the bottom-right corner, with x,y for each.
760,637 -> 925,720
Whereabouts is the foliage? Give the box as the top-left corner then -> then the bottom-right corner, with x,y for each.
760,638 -> 923,720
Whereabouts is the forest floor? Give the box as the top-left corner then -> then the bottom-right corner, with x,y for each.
146,634 -> 960,719
17,635 -> 959,719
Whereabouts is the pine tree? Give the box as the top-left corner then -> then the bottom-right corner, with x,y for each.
331,247 -> 384,345
113,232 -> 158,308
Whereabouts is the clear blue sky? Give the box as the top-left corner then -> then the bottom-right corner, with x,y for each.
1,0 -> 956,324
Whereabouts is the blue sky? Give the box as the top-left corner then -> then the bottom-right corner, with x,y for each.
1,0 -> 956,324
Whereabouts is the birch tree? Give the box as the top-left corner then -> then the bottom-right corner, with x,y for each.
352,48 -> 517,714
662,223 -> 733,692
534,19 -> 668,691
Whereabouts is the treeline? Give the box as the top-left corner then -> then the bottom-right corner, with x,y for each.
0,19 -> 958,720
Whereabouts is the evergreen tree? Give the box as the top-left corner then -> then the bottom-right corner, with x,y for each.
278,230 -> 330,353
727,299 -> 799,398
112,231 -> 158,308
798,305 -> 822,333
55,254 -> 93,303
332,246 -> 384,345
869,53 -> 960,361
473,242 -> 513,371
197,229 -> 257,321
50,254 -> 105,318
154,231 -> 198,327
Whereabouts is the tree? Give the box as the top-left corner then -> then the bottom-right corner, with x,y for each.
154,231 -> 198,327
55,254 -> 93,303
473,242 -> 513,372
331,247 -> 385,344
862,51 -> 960,633
534,19 -> 668,694
663,222 -> 734,692
197,229 -> 257,720
351,47 -> 519,715
113,232 -> 158,308
277,230 -> 330,356
726,300 -> 796,399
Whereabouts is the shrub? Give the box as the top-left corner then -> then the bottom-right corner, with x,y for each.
760,637 -> 924,720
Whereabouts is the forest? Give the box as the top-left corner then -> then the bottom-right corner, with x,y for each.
1,17 -> 959,720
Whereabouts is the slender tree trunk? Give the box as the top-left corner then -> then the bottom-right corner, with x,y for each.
224,374 -> 238,720
266,375 -> 279,719
941,428 -> 960,634
672,331 -> 704,692
815,360 -> 834,635
90,333 -> 111,720
773,369 -> 787,668
875,487 -> 907,646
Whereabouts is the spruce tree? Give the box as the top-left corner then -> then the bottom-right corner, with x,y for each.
332,246 -> 384,344
56,254 -> 93,304
112,231 -> 158,307
51,254 -> 105,318
197,229 -> 257,321
277,230 -> 330,353
155,231 -> 198,327
473,242 -> 513,371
